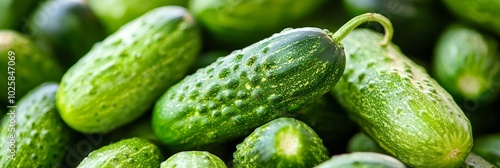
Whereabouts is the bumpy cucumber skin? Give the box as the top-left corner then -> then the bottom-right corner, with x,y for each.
189,0 -> 326,47
77,137 -> 163,167
88,0 -> 187,33
433,24 -> 500,102
233,117 -> 329,168
161,151 -> 227,168
57,6 -> 201,133
314,152 -> 406,168
0,30 -> 63,105
153,27 -> 345,150
461,152 -> 496,168
0,83 -> 71,167
442,0 -> 500,36
332,29 -> 473,167
472,134 -> 500,167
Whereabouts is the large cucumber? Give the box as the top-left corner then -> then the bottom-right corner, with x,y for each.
433,24 -> 500,103
332,29 -> 473,167
0,30 -> 63,105
233,117 -> 329,168
314,152 -> 406,168
0,82 -> 71,167
161,151 -> 227,168
56,6 -> 201,133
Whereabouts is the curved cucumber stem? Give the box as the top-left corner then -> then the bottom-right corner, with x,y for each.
332,13 -> 393,46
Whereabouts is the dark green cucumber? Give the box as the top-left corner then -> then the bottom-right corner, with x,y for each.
332,29 -> 473,167
314,152 -> 406,168
0,30 -> 63,105
347,132 -> 388,155
77,137 -> 163,167
472,134 -> 500,167
461,152 -> 496,168
0,82 -> 71,167
88,0 -> 187,33
189,0 -> 327,47
56,6 -> 201,133
233,117 -> 329,168
161,151 -> 227,168
433,24 -> 500,102
29,0 -> 106,69
442,0 -> 500,36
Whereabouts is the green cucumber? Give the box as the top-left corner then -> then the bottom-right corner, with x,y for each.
28,0 -> 106,69
433,24 -> 500,102
56,6 -> 201,133
88,0 -> 187,34
442,0 -> 500,36
161,151 -> 227,168
233,117 -> 329,168
314,152 -> 406,168
472,134 -> 500,167
152,13 -> 392,150
332,29 -> 473,167
0,82 -> 71,167
461,152 -> 496,168
189,0 -> 327,48
77,137 -> 163,167
347,132 -> 387,155
0,30 -> 63,106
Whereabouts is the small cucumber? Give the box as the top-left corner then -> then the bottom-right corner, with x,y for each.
0,30 -> 64,105
347,132 -> 387,155
28,0 -> 106,69
88,0 -> 187,33
189,0 -> 327,47
56,6 -> 201,133
0,82 -> 71,167
461,152 -> 496,168
161,151 -> 227,168
77,137 -> 163,167
433,24 -> 500,102
152,13 -> 392,150
442,0 -> 500,36
332,29 -> 473,167
314,152 -> 406,168
233,117 -> 329,168
473,134 -> 500,167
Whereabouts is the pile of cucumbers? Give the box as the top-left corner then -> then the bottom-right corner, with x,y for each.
1,0 -> 500,167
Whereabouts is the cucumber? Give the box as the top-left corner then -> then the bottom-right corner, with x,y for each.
88,0 -> 187,34
0,82 -> 71,167
442,0 -> 500,36
314,152 -> 406,168
56,6 -> 201,133
433,24 -> 500,103
77,137 -> 163,167
161,151 -> 227,168
0,30 -> 63,106
152,13 -> 392,150
331,29 -> 473,167
189,0 -> 327,48
0,0 -> 39,30
461,152 -> 496,168
28,0 -> 106,69
233,117 -> 329,168
473,134 -> 500,167
347,132 -> 387,155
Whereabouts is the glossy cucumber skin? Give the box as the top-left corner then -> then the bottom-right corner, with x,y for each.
153,27 -> 345,150
57,6 -> 201,133
77,138 -> 163,167
433,24 -> 500,102
189,0 -> 326,47
473,134 -> 500,167
161,151 -> 227,168
0,30 -> 64,105
314,152 -> 406,168
332,29 -> 473,167
0,82 -> 71,167
88,0 -> 187,33
233,117 -> 329,168
442,0 -> 500,36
